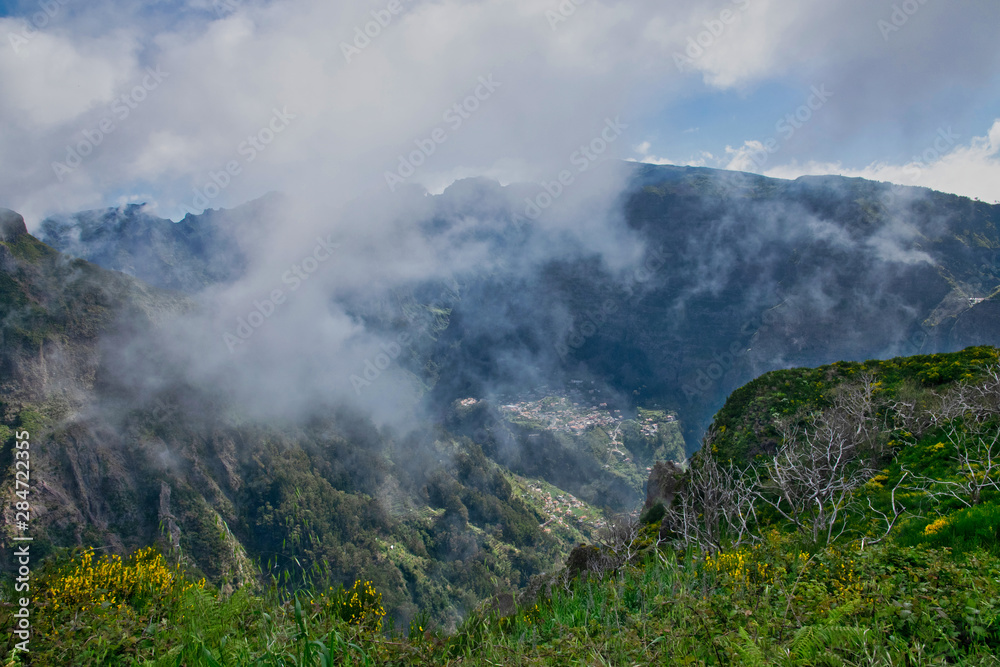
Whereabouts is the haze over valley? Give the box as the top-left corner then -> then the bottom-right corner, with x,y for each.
1,0 -> 1000,663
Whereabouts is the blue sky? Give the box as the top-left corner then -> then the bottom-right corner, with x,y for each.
0,0 -> 998,224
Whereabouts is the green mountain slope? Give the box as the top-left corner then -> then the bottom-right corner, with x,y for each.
0,214 -> 598,628
39,166 -> 1000,455
8,346 -> 1000,665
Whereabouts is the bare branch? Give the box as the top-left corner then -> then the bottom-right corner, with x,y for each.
861,471 -> 909,550
660,430 -> 759,553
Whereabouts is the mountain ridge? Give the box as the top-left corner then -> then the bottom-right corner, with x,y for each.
4,161 -> 1000,629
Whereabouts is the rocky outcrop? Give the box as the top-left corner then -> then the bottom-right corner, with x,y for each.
0,208 -> 27,241
644,460 -> 684,512
158,482 -> 182,553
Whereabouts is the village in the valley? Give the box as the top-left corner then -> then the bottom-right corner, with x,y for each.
525,483 -> 605,537
458,382 -> 680,538
490,381 -> 675,437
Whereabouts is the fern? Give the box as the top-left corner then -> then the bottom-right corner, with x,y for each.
732,626 -> 768,667
789,625 -> 870,666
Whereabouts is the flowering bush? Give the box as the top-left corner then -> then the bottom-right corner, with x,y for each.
307,579 -> 386,632
36,547 -> 203,618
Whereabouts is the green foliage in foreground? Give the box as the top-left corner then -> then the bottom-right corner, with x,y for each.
710,346 -> 1000,464
5,533 -> 1000,665
6,346 -> 1000,664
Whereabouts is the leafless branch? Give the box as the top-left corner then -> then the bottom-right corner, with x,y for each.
661,430 -> 759,552
757,407 -> 876,544
861,471 -> 909,550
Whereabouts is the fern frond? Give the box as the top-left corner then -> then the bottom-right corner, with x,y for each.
789,625 -> 870,665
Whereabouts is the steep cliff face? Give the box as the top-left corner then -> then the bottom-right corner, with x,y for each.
0,213 -> 189,414
38,193 -> 285,293
36,167 -> 1000,449
0,222 -> 201,567
419,168 -> 1000,445
0,224 -> 568,626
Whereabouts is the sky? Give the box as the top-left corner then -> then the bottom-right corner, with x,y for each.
1,0 -> 999,226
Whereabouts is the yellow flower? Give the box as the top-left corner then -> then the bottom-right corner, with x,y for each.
924,517 -> 949,535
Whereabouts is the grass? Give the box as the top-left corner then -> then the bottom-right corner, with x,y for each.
6,532 -> 1000,666
7,347 -> 1000,664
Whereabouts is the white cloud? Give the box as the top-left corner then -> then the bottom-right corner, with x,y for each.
630,140 -> 713,167
0,21 -> 139,127
762,120 -> 1000,202
722,140 -> 768,173
0,0 -> 997,224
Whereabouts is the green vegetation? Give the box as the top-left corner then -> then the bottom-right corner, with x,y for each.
0,398 -> 572,630
5,533 -> 1000,664
709,345 -> 1000,464
480,394 -> 683,511
0,233 -> 57,265
6,346 -> 1000,664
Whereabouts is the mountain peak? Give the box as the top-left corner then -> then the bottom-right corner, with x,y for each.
0,208 -> 27,242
